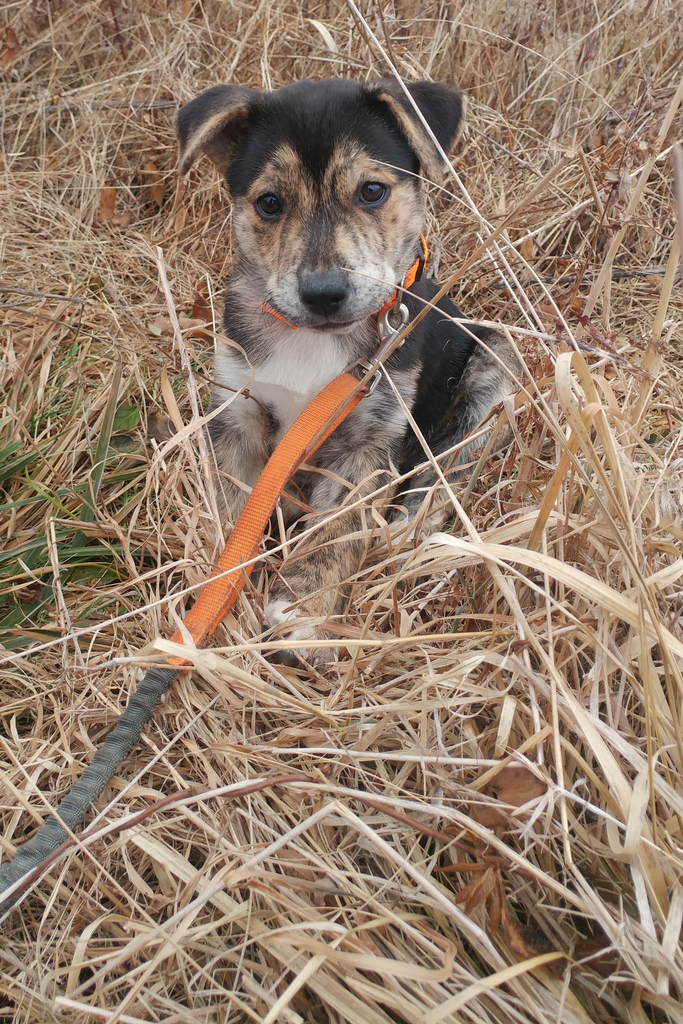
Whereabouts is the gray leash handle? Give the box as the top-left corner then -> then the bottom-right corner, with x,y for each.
0,665 -> 179,911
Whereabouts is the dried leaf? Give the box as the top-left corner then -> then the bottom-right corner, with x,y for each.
485,870 -> 504,932
173,207 -> 188,234
148,318 -> 172,337
99,187 -> 116,220
147,412 -> 176,443
573,936 -> 624,978
604,166 -> 632,200
482,765 -> 547,806
143,161 -> 164,207
472,766 -> 547,833
307,18 -> 337,52
455,865 -> 498,915
178,315 -> 205,336
470,803 -> 509,834
191,283 -> 211,320
274,726 -> 330,747
0,26 -> 20,67
500,899 -> 543,959
519,237 -> 534,261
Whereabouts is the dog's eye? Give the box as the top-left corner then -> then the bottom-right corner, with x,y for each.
255,193 -> 283,218
359,182 -> 388,206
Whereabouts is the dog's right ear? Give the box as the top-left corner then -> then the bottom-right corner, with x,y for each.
176,85 -> 257,174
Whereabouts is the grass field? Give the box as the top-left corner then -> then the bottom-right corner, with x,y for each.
1,1 -> 683,1021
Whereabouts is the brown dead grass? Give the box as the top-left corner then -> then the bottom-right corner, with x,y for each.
1,1 -> 683,1021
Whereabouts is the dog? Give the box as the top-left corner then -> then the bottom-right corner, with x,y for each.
176,77 -> 518,666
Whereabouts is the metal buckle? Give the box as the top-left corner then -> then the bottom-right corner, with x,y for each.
347,301 -> 411,398
378,301 -> 409,345
348,357 -> 382,396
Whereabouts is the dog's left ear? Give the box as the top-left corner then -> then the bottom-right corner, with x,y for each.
176,84 -> 258,174
367,80 -> 464,180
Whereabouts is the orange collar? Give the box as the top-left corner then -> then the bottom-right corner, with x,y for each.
260,234 -> 427,330
377,233 -> 427,321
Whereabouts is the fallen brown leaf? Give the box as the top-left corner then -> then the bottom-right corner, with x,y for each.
471,765 -> 547,834
455,864 -> 499,915
604,166 -> 632,201
100,187 -> 117,220
174,207 -> 188,234
500,898 -> 544,960
485,868 -> 503,931
483,765 -> 547,805
191,282 -> 211,320
111,210 -> 131,229
0,26 -> 20,67
143,161 -> 164,207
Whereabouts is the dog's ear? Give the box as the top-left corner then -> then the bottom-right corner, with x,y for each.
367,80 -> 464,180
176,84 -> 258,174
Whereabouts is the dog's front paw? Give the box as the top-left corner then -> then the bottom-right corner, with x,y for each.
264,595 -> 338,669
398,487 -> 450,541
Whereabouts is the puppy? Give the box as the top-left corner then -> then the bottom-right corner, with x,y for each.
177,78 -> 517,665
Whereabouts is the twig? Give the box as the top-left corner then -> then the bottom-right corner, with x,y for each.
0,286 -> 88,302
578,147 -> 605,219
40,100 -> 177,113
673,142 -> 683,273
107,0 -> 127,60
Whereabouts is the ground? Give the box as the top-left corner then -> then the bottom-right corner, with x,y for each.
1,1 -> 683,1022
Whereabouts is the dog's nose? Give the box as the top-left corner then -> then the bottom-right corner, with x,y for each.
299,272 -> 349,318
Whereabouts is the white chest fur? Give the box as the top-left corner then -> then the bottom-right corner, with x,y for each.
215,328 -> 353,440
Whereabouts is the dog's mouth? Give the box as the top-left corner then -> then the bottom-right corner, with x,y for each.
261,299 -> 369,334
312,319 -> 359,333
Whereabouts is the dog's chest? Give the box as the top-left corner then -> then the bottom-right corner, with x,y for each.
215,329 -> 353,441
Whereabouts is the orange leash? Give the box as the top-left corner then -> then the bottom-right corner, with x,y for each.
163,372 -> 364,665
0,376 -> 366,909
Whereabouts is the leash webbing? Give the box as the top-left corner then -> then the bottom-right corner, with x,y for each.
376,233 -> 427,320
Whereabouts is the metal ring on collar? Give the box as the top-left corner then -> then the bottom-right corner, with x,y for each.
378,301 -> 409,345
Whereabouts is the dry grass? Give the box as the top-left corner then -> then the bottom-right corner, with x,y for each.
1,1 -> 683,1021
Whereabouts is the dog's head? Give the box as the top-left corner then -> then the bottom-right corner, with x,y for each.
177,78 -> 463,331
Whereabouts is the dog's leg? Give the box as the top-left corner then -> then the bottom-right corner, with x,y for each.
265,443 -> 394,667
208,408 -> 268,524
401,328 -> 520,533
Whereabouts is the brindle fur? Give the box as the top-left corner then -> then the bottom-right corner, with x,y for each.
177,78 -> 519,665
